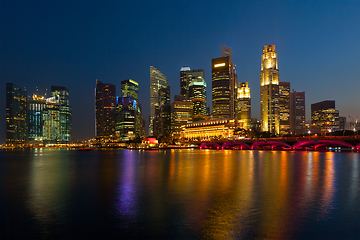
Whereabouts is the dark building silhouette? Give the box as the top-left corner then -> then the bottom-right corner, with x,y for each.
290,91 -> 306,135
180,66 -> 190,97
6,83 -> 28,146
95,79 -> 116,137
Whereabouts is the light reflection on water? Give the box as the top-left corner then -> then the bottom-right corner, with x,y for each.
0,149 -> 360,239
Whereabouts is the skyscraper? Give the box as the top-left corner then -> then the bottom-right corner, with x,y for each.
188,77 -> 207,121
279,82 -> 290,135
311,100 -> 339,134
95,79 -> 116,137
260,45 -> 280,134
150,66 -> 168,135
115,97 -> 138,141
235,82 -> 251,130
180,66 -> 190,97
6,83 -> 27,146
158,86 -> 171,138
43,95 -> 60,142
51,86 -> 72,142
212,46 -> 235,119
171,95 -> 193,140
121,79 -> 139,101
28,94 -> 46,142
290,91 -> 306,135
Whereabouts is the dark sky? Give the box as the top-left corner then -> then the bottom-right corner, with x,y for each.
1,0 -> 359,141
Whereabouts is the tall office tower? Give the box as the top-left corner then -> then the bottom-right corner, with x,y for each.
95,79 -> 116,137
28,94 -> 46,142
150,66 -> 168,135
339,117 -> 346,131
188,77 -> 207,121
115,97 -> 138,141
290,91 -> 306,135
222,45 -> 236,116
171,95 -> 193,140
311,100 -> 339,134
158,86 -> 171,138
43,95 -> 60,142
51,86 -> 72,142
235,82 -> 251,130
121,79 -> 139,101
260,45 -> 280,134
180,66 -> 190,97
212,46 -> 235,119
6,83 -> 28,146
279,82 -> 291,135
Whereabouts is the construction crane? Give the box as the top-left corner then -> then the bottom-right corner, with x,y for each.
349,116 -> 359,131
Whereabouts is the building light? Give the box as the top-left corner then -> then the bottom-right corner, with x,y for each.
214,63 -> 225,68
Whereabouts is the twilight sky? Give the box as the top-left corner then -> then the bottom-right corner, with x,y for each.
0,0 -> 359,141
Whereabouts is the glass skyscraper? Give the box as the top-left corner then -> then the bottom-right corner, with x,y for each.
150,66 -> 168,135
43,95 -> 61,142
212,46 -> 235,119
235,82 -> 251,130
121,79 -> 139,101
188,77 -> 207,121
28,94 -> 46,142
51,86 -> 72,142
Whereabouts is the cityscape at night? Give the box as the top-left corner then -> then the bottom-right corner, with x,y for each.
1,0 -> 360,239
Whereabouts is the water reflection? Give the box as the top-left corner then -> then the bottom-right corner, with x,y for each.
114,150 -> 138,221
27,149 -> 72,238
1,149 -> 360,239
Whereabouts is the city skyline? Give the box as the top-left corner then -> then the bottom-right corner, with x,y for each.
1,0 -> 359,141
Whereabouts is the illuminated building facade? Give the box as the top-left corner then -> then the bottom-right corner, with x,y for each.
188,77 -> 207,121
95,79 -> 116,137
290,91 -> 306,135
115,97 -> 138,141
235,82 -> 251,130
150,66 -> 168,135
51,86 -> 72,142
6,83 -> 28,146
171,95 -> 193,139
212,46 -> 236,119
260,45 -> 280,134
180,118 -> 238,141
180,66 -> 190,97
121,79 -> 139,101
311,100 -> 339,134
28,94 -> 46,142
279,82 -> 290,135
43,95 -> 60,142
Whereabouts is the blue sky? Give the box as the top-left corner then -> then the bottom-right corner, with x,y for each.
1,0 -> 359,141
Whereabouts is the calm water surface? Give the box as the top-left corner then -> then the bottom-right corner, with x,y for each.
0,149 -> 359,239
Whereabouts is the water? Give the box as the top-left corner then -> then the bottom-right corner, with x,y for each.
0,149 -> 359,239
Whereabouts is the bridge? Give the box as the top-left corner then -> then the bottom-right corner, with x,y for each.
190,136 -> 360,151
